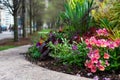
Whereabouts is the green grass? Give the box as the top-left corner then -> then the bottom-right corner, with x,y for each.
38,29 -> 51,34
37,29 -> 51,40
0,46 -> 16,51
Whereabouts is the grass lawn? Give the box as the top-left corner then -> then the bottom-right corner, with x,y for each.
0,45 -> 16,51
37,29 -> 51,40
38,29 -> 51,34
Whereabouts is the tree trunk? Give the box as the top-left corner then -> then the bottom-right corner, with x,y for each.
14,13 -> 19,42
0,25 -> 2,33
22,0 -> 27,38
36,22 -> 41,31
29,0 -> 32,35
33,18 -> 36,32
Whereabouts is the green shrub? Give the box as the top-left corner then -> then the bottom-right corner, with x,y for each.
107,46 -> 120,71
28,44 -> 41,59
48,38 -> 89,67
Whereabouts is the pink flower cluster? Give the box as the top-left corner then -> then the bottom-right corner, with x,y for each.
85,36 -> 120,49
96,28 -> 109,36
84,28 -> 120,73
115,39 -> 120,47
85,49 -> 110,73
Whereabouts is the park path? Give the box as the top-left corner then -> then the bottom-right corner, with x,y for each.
0,45 -> 92,80
0,31 -> 13,40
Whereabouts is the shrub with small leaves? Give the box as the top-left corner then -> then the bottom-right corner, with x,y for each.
28,44 -> 41,59
48,38 -> 89,67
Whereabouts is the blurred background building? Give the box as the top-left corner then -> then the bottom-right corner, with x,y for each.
0,1 -> 13,30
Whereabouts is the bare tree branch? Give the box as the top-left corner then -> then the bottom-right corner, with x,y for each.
2,0 -> 22,15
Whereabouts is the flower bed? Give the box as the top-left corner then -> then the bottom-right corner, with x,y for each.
26,0 -> 120,80
26,28 -> 120,80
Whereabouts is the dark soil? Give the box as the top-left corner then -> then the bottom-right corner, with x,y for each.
0,38 -> 32,46
26,56 -> 120,80
0,32 -> 39,46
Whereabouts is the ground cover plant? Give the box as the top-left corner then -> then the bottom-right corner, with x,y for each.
26,0 -> 120,80
0,45 -> 15,51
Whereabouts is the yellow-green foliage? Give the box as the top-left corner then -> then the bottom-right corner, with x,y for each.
91,0 -> 113,22
91,0 -> 120,40
108,0 -> 120,40
109,0 -> 120,29
68,0 -> 84,9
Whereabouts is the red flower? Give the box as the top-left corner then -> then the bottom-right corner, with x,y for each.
85,60 -> 93,68
91,65 -> 97,73
98,65 -> 105,71
104,53 -> 110,59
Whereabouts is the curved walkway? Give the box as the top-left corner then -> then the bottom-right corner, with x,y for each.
0,45 -> 92,80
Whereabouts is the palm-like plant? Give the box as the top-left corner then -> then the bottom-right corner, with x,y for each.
60,0 -> 94,35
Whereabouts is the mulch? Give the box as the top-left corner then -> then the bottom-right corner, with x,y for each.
26,57 -> 120,80
0,38 -> 32,46
0,32 -> 39,46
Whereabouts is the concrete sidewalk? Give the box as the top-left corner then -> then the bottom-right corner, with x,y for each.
0,45 -> 92,80
0,31 -> 13,40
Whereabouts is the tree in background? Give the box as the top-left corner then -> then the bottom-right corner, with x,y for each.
31,0 -> 45,31
1,0 -> 22,42
29,0 -> 32,35
21,0 -> 27,38
43,0 -> 65,29
31,0 -> 65,31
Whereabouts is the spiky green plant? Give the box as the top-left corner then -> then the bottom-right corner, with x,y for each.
109,0 -> 120,30
60,0 -> 94,35
99,18 -> 120,40
92,0 -> 120,40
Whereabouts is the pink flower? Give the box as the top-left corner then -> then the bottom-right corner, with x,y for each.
98,65 -> 105,71
85,39 -> 90,45
104,53 -> 110,59
96,28 -> 109,36
85,60 -> 93,68
108,41 -> 118,49
113,42 -> 118,47
95,54 -> 100,59
115,39 -> 120,47
108,42 -> 115,49
96,40 -> 101,47
93,49 -> 99,54
91,65 -> 97,73
91,57 -> 98,63
87,44 -> 92,49
96,60 -> 102,67
89,36 -> 97,45
99,39 -> 108,47
105,60 -> 110,66
85,60 -> 97,73
93,49 -> 100,59
88,52 -> 94,59
88,49 -> 100,59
